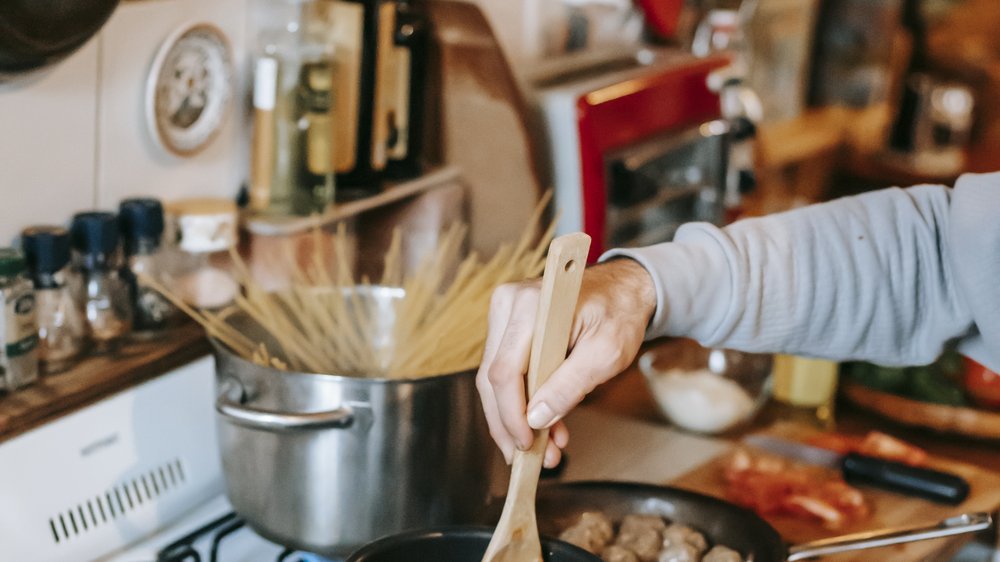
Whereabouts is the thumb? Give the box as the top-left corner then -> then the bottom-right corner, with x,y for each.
525,337 -> 625,429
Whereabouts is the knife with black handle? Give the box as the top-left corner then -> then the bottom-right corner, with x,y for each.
744,434 -> 970,505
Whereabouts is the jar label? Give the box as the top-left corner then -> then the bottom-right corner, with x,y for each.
1,286 -> 39,389
6,292 -> 38,357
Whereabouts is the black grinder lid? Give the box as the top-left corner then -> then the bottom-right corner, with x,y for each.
22,225 -> 71,277
70,211 -> 120,260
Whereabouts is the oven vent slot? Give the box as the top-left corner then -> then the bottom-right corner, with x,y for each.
47,458 -> 187,545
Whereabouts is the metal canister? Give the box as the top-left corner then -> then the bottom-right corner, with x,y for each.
0,248 -> 39,390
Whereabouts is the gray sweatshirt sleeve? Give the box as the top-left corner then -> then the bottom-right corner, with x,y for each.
602,173 -> 1000,369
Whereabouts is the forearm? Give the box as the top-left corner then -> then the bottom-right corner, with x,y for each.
604,186 -> 975,365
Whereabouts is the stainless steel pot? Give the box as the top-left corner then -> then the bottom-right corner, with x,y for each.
212,287 -> 499,557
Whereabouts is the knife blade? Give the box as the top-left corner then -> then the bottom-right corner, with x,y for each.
743,434 -> 970,505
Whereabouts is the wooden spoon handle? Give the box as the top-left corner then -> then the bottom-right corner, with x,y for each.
483,232 -> 591,562
525,232 -> 591,396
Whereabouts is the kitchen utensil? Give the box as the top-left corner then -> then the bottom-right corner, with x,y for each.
483,232 -> 591,562
745,434 -> 970,505
638,338 -> 772,434
532,481 -> 992,562
346,527 -> 600,562
0,0 -> 120,78
211,286 -> 501,557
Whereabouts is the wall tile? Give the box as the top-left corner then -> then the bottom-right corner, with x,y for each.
0,41 -> 100,244
96,0 -> 250,208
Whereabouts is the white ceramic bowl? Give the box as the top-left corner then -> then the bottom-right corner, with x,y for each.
638,339 -> 773,435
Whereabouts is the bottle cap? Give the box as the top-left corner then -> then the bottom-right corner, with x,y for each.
0,248 -> 27,277
70,212 -> 120,258
21,226 -> 71,275
119,198 -> 165,254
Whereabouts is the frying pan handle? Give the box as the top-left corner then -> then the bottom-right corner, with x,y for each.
216,378 -> 356,431
786,512 -> 992,561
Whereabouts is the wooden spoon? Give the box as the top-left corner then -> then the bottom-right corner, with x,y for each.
482,232 -> 592,562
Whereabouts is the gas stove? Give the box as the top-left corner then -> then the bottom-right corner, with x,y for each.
101,495 -> 337,562
0,357 -> 338,562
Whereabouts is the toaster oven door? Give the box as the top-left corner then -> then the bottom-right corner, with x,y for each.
605,120 -> 729,249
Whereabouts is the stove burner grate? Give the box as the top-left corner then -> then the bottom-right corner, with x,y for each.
156,511 -> 339,562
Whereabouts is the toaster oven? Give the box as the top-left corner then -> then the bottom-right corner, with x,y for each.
531,49 -> 730,261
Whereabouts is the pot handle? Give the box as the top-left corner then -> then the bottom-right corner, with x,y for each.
786,512 -> 992,561
216,378 -> 355,431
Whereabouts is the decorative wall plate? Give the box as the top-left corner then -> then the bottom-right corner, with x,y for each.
145,22 -> 234,157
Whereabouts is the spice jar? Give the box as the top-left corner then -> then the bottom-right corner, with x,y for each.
168,198 -> 240,309
22,227 -> 87,374
119,198 -> 180,337
0,248 -> 40,390
70,212 -> 133,352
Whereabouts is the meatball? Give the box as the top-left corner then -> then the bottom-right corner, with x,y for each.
559,511 -> 615,553
615,513 -> 668,562
662,523 -> 707,554
602,544 -> 641,562
703,545 -> 743,562
657,543 -> 702,562
620,514 -> 668,535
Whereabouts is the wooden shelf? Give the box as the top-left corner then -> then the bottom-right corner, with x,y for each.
0,324 -> 210,444
243,166 -> 463,236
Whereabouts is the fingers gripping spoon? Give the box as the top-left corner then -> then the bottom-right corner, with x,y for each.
483,233 -> 592,562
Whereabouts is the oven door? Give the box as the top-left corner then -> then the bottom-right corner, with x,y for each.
605,120 -> 729,249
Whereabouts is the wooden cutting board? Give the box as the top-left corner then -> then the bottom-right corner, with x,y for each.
670,422 -> 1000,561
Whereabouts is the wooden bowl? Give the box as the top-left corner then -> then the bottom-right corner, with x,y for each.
842,381 -> 1000,439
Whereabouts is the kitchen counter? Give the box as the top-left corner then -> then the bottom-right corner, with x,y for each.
584,364 -> 1000,473
570,364 -> 1000,561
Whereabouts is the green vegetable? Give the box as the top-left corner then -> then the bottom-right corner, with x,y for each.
937,349 -> 964,381
906,366 -> 968,406
851,363 -> 908,393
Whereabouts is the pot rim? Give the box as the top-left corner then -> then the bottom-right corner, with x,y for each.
212,338 -> 477,385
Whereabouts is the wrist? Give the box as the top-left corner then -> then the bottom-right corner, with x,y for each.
594,258 -> 657,327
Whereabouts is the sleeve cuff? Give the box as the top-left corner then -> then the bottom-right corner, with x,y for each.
599,224 -> 735,342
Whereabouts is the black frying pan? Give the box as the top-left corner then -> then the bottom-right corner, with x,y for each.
345,526 -> 600,562
346,481 -> 990,561
534,481 -> 992,561
0,0 -> 120,75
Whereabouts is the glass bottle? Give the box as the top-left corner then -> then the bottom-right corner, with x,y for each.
119,198 -> 180,337
167,198 -> 240,310
250,0 -> 337,216
0,248 -> 40,390
21,227 -> 87,374
768,354 -> 839,429
69,212 -> 133,353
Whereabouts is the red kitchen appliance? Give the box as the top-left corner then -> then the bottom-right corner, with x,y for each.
528,48 -> 731,262
636,0 -> 686,40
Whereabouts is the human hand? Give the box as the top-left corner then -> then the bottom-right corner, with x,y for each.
476,258 -> 656,468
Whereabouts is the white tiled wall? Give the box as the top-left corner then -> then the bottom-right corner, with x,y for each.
0,0 -> 251,244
